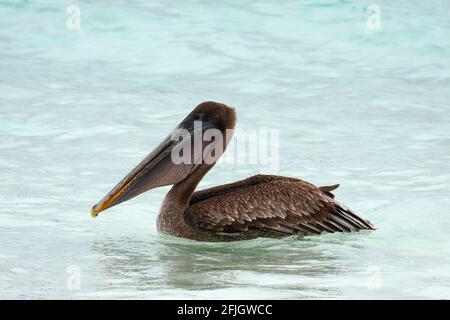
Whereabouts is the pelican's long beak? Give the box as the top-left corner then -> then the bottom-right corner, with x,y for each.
91,133 -> 173,217
90,101 -> 235,218
90,124 -> 202,217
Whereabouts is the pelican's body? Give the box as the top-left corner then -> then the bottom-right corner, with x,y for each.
91,101 -> 374,241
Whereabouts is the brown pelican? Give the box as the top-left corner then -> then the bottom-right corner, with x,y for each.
91,101 -> 375,241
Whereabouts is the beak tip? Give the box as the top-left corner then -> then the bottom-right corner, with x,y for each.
90,205 -> 99,218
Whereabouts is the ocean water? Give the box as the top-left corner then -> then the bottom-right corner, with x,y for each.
1,0 -> 450,299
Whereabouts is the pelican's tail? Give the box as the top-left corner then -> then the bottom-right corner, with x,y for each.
319,184 -> 340,198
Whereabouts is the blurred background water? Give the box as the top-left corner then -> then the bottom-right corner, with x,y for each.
1,0 -> 450,299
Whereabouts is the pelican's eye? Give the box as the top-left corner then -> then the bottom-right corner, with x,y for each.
193,113 -> 204,121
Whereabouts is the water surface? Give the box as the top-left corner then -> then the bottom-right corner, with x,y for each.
1,0 -> 450,299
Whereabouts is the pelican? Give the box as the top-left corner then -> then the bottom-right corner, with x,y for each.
91,101 -> 375,241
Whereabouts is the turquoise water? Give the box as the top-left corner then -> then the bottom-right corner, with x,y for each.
1,0 -> 450,299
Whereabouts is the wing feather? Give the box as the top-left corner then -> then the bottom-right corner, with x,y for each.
184,175 -> 375,237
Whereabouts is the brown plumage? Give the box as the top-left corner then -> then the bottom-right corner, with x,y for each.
91,101 -> 375,242
184,175 -> 374,240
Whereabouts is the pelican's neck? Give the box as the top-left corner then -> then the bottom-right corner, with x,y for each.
156,124 -> 234,237
169,163 -> 213,205
156,163 -> 213,235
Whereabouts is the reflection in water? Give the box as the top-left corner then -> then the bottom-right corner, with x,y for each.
91,235 -> 343,298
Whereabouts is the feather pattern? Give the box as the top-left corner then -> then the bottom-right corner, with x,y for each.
184,174 -> 374,238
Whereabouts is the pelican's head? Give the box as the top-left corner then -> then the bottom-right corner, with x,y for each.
90,101 -> 236,217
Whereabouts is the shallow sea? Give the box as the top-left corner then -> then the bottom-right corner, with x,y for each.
1,0 -> 450,299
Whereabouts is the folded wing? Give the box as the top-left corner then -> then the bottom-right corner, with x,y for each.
185,175 -> 375,237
